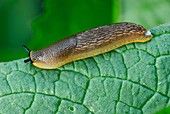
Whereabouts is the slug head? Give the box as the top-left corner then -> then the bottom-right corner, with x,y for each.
29,51 -> 64,69
22,45 -> 33,63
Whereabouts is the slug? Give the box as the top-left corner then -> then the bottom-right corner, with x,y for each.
23,22 -> 152,69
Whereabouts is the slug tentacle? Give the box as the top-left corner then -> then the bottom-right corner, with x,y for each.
22,45 -> 33,63
24,58 -> 33,63
23,22 -> 153,69
22,45 -> 31,56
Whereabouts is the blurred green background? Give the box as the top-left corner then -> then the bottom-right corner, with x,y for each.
0,0 -> 170,62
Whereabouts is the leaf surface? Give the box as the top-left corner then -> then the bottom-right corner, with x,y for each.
0,24 -> 170,114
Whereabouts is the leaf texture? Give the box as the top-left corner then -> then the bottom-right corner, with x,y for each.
0,24 -> 170,114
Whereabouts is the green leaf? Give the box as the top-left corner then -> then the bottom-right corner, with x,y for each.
0,24 -> 170,114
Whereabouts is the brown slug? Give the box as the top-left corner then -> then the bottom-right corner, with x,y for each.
23,22 -> 153,69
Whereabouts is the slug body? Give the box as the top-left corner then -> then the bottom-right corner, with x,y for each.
23,22 -> 153,69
